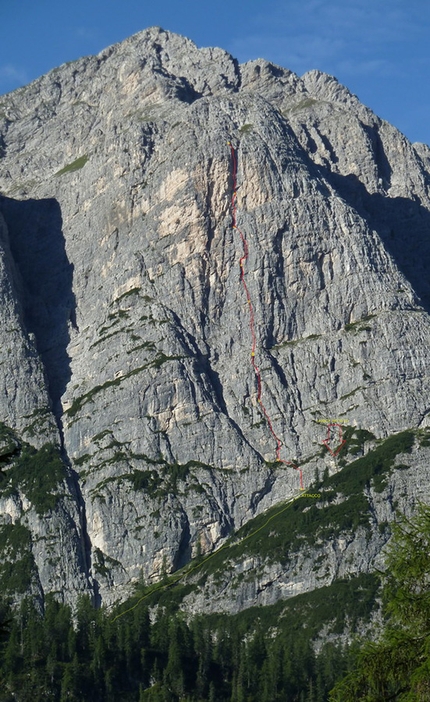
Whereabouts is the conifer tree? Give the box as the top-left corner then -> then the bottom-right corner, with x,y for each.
330,503 -> 430,701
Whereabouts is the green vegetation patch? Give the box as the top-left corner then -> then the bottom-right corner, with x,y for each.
206,571 -> 380,639
124,469 -> 163,496
66,355 -> 187,418
0,522 -> 36,594
65,367 -> 148,417
111,287 -> 144,304
152,353 -> 186,369
21,407 -> 53,439
0,570 -> 371,701
86,447 -> 216,505
334,427 -> 375,463
322,429 -> 414,494
115,580 -> 197,617
0,443 -> 67,514
330,503 -> 430,700
93,547 -> 122,578
417,427 -> 430,447
107,309 -> 129,322
195,431 -> 414,578
196,492 -> 368,579
285,97 -> 319,113
55,155 -> 88,176
126,340 -> 156,355
339,386 -> 363,401
91,457 -> 214,500
107,569 -> 379,700
344,314 -> 376,332
0,422 -> 20,465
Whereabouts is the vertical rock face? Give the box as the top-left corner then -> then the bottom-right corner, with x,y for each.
0,211 -> 57,441
0,27 -> 429,609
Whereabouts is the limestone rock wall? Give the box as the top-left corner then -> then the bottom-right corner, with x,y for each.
0,27 -> 429,609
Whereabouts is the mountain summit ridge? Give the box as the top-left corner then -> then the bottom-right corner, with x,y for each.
0,27 -> 429,612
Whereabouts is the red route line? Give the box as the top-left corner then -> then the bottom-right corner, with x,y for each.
227,142 -> 304,490
322,423 -> 346,457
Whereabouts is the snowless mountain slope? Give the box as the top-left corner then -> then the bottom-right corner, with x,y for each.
0,27 -> 429,609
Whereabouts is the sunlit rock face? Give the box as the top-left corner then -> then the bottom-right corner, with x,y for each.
0,27 -> 429,610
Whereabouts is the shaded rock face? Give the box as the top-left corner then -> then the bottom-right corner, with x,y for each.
0,27 -> 429,609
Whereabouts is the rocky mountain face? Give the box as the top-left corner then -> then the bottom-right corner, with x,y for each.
0,27 -> 430,613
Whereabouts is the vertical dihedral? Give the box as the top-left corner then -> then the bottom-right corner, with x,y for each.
0,205 -> 95,609
0,209 -> 56,441
0,196 -> 76,423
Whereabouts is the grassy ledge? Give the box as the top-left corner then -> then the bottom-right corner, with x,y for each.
55,155 -> 88,176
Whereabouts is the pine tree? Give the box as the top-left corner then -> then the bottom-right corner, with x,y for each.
330,503 -> 430,700
0,611 -> 10,647
60,654 -> 82,701
164,617 -> 189,697
193,621 -> 212,699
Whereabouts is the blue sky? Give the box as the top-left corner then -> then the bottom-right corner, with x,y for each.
1,0 -> 429,145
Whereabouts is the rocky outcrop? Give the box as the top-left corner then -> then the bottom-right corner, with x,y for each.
0,27 -> 429,610
181,434 -> 430,614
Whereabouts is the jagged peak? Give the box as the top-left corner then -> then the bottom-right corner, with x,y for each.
240,57 -> 296,79
301,68 -> 362,108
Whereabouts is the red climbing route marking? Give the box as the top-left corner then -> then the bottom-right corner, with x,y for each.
227,141 -> 304,490
322,423 -> 346,457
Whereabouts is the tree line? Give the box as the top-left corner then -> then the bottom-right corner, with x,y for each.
0,588 -> 348,701
1,503 -> 430,700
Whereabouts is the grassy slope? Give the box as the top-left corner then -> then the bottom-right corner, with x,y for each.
111,428 -> 427,649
